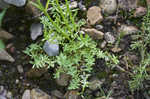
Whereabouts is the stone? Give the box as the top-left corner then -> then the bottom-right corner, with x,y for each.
43,40 -> 59,56
31,88 -> 51,99
3,0 -> 26,7
6,91 -> 12,99
64,91 -> 80,99
0,49 -> 15,62
100,40 -> 107,48
26,68 -> 47,78
30,23 -> 43,40
56,73 -> 70,87
0,95 -> 6,99
82,28 -> 104,40
51,90 -> 63,99
25,0 -> 41,17
0,29 -> 14,39
134,7 -> 147,17
78,1 -> 86,11
17,65 -> 24,73
89,77 -> 104,91
0,0 -> 9,9
111,47 -> 122,53
118,0 -> 138,10
99,0 -> 117,15
69,1 -> 78,9
118,25 -> 139,36
104,32 -> 115,44
22,90 -> 30,99
87,6 -> 103,25
147,0 -> 150,5
95,25 -> 103,30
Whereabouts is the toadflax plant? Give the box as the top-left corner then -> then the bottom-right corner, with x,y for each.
24,0 -> 119,91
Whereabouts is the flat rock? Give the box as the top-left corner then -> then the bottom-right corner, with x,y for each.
22,90 -> 30,99
64,91 -> 80,99
0,0 -> 9,9
31,88 -> 51,99
118,25 -> 139,36
56,73 -> 70,87
51,90 -> 63,99
43,40 -> 59,56
82,28 -> 104,40
99,0 -> 117,15
30,23 -> 43,40
118,0 -> 139,10
3,0 -> 26,7
87,6 -> 103,25
0,29 -> 14,39
0,49 -> 14,62
134,7 -> 147,17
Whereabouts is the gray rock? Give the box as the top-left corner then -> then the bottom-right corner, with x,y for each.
3,0 -> 26,7
0,86 -> 4,94
43,40 -> 59,56
0,95 -> 6,99
99,0 -> 117,15
118,0 -> 138,11
118,25 -> 139,36
0,49 -> 14,62
64,90 -> 80,99
51,90 -> 63,99
89,77 -> 104,91
69,1 -> 78,9
0,29 -> 14,40
100,40 -> 107,48
0,0 -> 9,9
95,25 -> 103,30
30,23 -> 43,40
82,28 -> 104,40
134,7 -> 147,17
56,73 -> 70,87
87,6 -> 103,25
17,65 -> 24,73
78,1 -> 86,11
6,91 -> 12,99
104,32 -> 115,44
22,90 -> 30,99
31,88 -> 51,99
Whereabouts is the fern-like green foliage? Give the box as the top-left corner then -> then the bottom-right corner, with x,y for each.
0,8 -> 7,27
129,7 -> 150,92
25,0 -> 119,91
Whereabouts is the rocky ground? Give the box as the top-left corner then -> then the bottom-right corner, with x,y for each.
0,0 -> 150,99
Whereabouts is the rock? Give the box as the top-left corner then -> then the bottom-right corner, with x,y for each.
26,68 -> 47,78
89,77 -> 104,91
17,65 -> 24,73
87,6 -> 103,25
3,0 -> 26,7
78,1 -> 86,11
99,0 -> 117,15
64,91 -> 80,99
118,25 -> 139,36
0,86 -> 4,94
111,47 -> 122,53
25,0 -> 41,17
30,23 -> 43,40
0,0 -> 9,9
43,40 -> 59,56
51,90 -> 63,99
118,0 -> 138,10
69,1 -> 78,9
134,7 -> 147,17
56,73 -> 70,87
104,32 -> 115,44
147,0 -> 150,5
82,28 -> 104,39
100,40 -> 107,48
95,25 -> 103,30
0,95 -> 6,99
0,29 -> 14,39
22,90 -> 30,99
6,91 -> 12,99
31,88 -> 51,99
0,49 -> 14,62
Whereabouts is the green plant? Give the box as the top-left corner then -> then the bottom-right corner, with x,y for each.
0,8 -> 7,27
25,0 -> 119,91
129,7 -> 150,92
